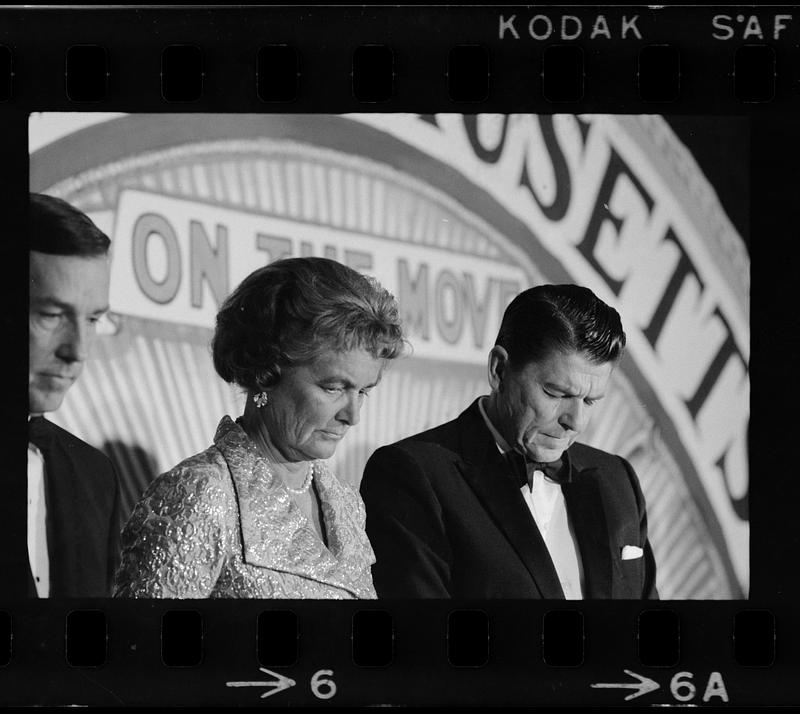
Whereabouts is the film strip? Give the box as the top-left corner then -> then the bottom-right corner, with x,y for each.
1,4 -> 797,707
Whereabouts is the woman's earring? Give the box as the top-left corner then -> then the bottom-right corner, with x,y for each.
253,392 -> 269,408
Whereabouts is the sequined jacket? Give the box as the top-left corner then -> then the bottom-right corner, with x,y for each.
114,417 -> 376,599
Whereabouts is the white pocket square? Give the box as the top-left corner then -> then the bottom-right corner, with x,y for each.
621,545 -> 644,560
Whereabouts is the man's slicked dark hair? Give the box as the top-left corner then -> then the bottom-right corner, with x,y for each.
495,284 -> 626,368
30,193 -> 110,256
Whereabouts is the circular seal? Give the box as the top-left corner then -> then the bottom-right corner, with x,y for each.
30,113 -> 748,598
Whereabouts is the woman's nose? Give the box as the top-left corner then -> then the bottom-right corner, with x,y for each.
338,392 -> 362,426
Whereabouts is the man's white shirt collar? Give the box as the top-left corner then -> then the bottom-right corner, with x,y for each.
476,396 -> 584,599
27,413 -> 50,597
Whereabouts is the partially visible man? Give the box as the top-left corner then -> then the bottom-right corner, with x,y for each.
28,193 -> 120,597
361,284 -> 658,599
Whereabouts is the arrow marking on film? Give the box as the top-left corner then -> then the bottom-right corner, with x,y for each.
590,669 -> 660,701
226,667 -> 296,699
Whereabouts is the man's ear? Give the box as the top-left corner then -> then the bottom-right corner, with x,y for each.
488,346 -> 510,393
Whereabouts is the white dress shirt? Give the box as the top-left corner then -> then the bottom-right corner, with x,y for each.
27,433 -> 50,598
477,397 -> 584,599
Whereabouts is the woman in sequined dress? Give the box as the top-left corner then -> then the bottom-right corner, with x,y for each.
114,257 -> 405,598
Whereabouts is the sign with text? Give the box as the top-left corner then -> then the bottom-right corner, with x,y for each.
351,114 -> 749,589
110,189 -> 527,364
31,112 -> 749,597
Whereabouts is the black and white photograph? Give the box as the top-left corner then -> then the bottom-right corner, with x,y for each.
28,112 -> 749,601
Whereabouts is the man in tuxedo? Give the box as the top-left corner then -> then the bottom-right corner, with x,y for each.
27,193 -> 120,597
361,284 -> 658,599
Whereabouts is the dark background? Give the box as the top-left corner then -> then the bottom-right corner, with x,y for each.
663,115 -> 749,248
0,5 -> 793,707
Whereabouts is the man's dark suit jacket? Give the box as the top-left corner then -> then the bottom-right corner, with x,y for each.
29,418 -> 121,598
361,399 -> 658,599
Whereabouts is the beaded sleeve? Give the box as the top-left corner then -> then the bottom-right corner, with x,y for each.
113,455 -> 233,598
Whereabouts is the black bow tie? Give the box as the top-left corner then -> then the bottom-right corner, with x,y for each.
28,416 -> 54,451
506,450 -> 564,489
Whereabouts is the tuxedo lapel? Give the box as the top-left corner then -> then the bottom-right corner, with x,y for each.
40,422 -> 105,597
456,402 -> 565,599
561,461 -> 613,599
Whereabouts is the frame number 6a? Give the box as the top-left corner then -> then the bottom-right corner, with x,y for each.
592,669 -> 729,703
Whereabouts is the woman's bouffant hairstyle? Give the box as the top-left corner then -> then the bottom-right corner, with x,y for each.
212,257 -> 406,392
495,284 -> 626,369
